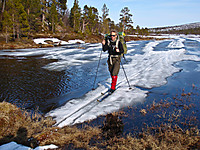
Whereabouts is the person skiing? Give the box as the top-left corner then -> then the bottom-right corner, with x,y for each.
102,30 -> 124,93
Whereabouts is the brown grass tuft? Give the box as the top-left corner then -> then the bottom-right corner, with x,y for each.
0,102 -> 101,149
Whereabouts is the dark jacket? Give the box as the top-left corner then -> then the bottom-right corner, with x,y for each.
103,38 -> 124,55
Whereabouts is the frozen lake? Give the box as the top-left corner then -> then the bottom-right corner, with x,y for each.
0,35 -> 200,128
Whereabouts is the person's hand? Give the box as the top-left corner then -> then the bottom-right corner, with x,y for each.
102,39 -> 106,45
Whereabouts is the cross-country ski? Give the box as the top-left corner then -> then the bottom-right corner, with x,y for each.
97,91 -> 112,102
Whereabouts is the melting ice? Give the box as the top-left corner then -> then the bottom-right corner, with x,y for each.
1,35 -> 200,127
47,36 -> 200,127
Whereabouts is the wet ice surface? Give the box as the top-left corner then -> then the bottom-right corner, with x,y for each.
46,37 -> 200,127
1,35 -> 200,127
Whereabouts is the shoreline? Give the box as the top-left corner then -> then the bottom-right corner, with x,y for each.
0,35 -> 168,50
0,41 -> 53,50
1,33 -> 200,50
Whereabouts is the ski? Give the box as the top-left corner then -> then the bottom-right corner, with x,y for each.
101,90 -> 108,95
97,90 -> 114,102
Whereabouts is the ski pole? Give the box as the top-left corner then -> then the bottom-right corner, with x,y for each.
92,48 -> 103,90
122,54 -> 127,63
121,60 -> 132,90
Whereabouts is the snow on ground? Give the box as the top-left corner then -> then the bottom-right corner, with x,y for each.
0,142 -> 58,150
167,38 -> 185,48
1,35 -> 200,128
33,38 -> 85,45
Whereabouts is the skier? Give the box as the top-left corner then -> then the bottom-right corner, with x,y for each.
102,30 -> 124,93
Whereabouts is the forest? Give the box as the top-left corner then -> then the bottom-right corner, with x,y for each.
0,0 -> 137,43
1,0 -> 199,45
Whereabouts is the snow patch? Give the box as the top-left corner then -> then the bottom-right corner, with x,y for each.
0,142 -> 58,150
33,38 -> 85,45
167,38 -> 185,48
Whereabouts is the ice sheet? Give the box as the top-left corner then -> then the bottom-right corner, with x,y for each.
46,37 -> 200,127
1,36 -> 200,127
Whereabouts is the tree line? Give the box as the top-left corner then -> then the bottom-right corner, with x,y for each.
0,0 -> 137,43
149,28 -> 200,35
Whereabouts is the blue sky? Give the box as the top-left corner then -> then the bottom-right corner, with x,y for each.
67,0 -> 200,28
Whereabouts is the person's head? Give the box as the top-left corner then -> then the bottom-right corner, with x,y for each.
110,30 -> 118,41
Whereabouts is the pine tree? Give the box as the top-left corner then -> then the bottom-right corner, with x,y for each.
22,0 -> 42,33
143,27 -> 149,36
108,19 -> 115,31
136,25 -> 140,35
82,5 -> 99,34
41,0 -> 48,31
50,0 -> 58,33
82,5 -> 89,33
2,10 -> 12,43
69,0 -> 81,32
119,7 -> 133,33
0,0 -> 6,16
101,4 -> 109,33
90,7 -> 99,33
5,0 -> 16,40
12,0 -> 29,39
58,0 -> 67,16
0,0 -> 6,26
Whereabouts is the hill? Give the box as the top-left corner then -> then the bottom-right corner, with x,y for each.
149,22 -> 200,34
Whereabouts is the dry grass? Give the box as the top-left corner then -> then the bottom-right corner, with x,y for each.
0,88 -> 199,149
105,128 -> 199,150
0,38 -> 41,50
0,102 -> 101,149
97,113 -> 199,150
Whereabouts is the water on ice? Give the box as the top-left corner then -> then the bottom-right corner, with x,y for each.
1,36 -> 200,127
47,37 -> 200,127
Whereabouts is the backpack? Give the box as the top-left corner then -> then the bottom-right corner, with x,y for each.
104,32 -> 127,55
117,32 -> 127,54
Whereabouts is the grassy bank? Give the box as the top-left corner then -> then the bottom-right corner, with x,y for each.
0,33 -> 167,50
0,32 -> 103,50
0,88 -> 199,150
0,101 -> 101,149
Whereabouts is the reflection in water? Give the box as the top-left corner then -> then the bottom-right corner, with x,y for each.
0,57 -> 68,113
0,53 -> 107,114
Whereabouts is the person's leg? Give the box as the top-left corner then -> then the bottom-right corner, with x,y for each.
109,57 -> 121,92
